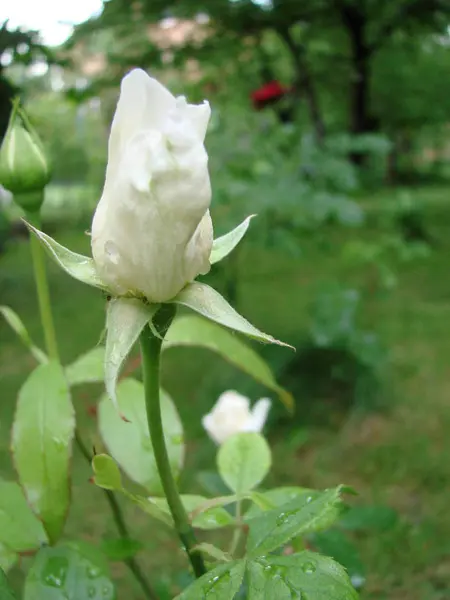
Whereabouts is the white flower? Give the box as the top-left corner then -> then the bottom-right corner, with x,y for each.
202,390 -> 271,445
91,68 -> 213,303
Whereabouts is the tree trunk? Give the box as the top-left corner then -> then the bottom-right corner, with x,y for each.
277,26 -> 326,144
340,6 -> 378,164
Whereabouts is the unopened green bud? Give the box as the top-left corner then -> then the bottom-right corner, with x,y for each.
0,100 -> 51,213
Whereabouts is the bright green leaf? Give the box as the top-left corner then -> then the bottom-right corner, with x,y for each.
0,545 -> 18,574
192,543 -> 231,563
0,568 -> 16,600
0,305 -> 47,363
24,222 -> 108,291
210,215 -> 255,265
11,362 -> 75,543
98,379 -> 184,494
217,433 -> 271,496
105,298 -> 158,411
246,487 -> 314,518
92,454 -> 123,491
245,486 -> 346,556
246,552 -> 359,599
24,543 -> 116,600
164,316 -> 293,409
0,480 -> 47,552
174,560 -> 246,599
170,283 -> 293,349
148,495 -> 235,530
92,455 -> 172,526
66,346 -> 105,386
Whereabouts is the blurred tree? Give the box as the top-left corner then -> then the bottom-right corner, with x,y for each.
0,21 -> 51,140
331,0 -> 450,162
67,0 -> 450,162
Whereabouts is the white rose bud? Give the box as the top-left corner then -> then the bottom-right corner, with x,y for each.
202,390 -> 271,445
91,69 -> 213,303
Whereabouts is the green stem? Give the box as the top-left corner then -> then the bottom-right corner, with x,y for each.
140,305 -> 206,579
229,500 -> 243,557
27,210 -> 59,361
75,431 -> 158,600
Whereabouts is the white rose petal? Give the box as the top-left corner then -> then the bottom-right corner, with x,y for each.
91,68 -> 213,303
202,390 -> 271,445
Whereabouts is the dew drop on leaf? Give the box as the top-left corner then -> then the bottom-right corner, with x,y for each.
42,556 -> 68,588
301,561 -> 316,574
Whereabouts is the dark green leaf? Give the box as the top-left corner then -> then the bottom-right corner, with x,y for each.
174,560 -> 246,599
24,543 -> 116,600
100,539 -> 143,561
11,362 -> 75,543
246,487 -> 346,556
247,552 -> 359,599
0,568 -> 17,599
217,433 -> 271,496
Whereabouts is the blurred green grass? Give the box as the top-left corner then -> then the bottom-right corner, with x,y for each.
1,185 -> 450,599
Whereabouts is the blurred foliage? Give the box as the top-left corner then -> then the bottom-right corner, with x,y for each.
0,21 -> 53,139
274,283 -> 387,425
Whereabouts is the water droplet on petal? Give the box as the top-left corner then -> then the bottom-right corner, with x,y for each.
105,241 -> 120,265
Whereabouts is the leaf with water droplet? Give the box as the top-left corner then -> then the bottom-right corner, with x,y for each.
24,543 -> 116,600
310,529 -> 365,584
173,560 -> 245,599
245,486 -> 347,557
98,378 -> 184,494
11,362 -> 75,543
246,552 -> 358,599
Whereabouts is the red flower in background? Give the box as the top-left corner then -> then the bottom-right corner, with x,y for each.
251,80 -> 291,110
